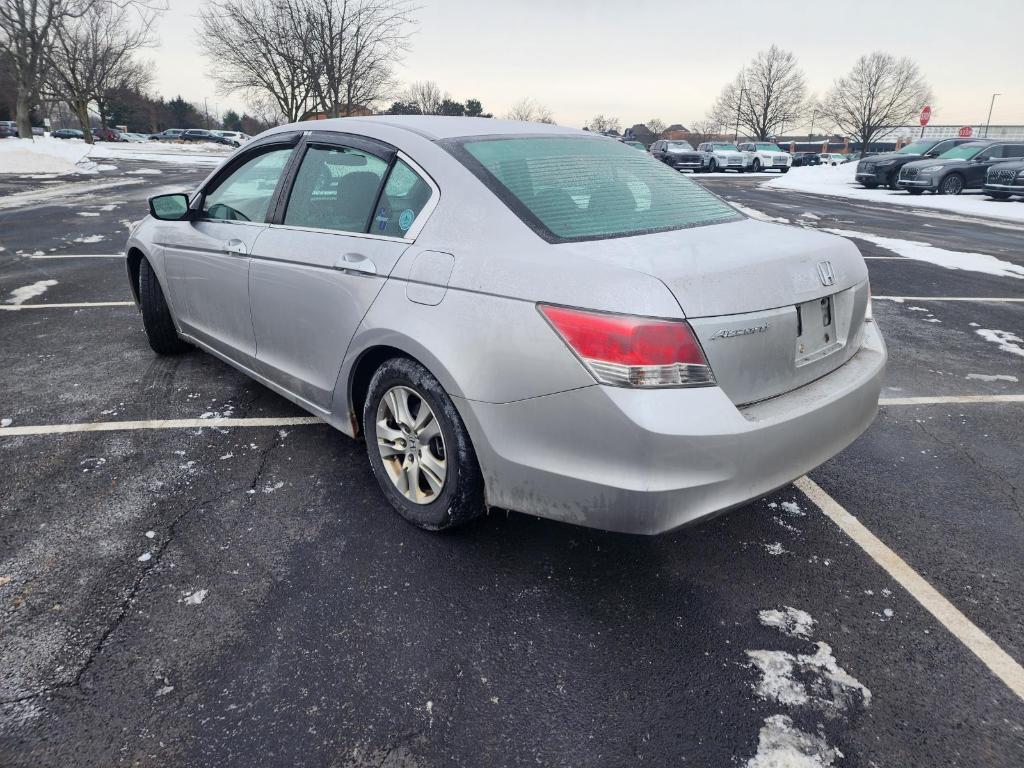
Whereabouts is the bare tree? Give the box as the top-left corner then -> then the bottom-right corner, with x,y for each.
586,114 -> 620,134
45,2 -> 155,141
405,80 -> 447,115
505,97 -> 554,124
818,51 -> 931,152
645,118 -> 666,137
304,0 -> 415,117
709,46 -> 808,140
199,0 -> 317,122
687,118 -> 722,146
0,0 -> 97,137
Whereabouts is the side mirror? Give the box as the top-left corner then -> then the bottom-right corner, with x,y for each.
149,193 -> 191,221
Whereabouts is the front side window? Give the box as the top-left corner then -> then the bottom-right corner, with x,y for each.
203,147 -> 293,222
284,145 -> 388,233
448,135 -> 741,243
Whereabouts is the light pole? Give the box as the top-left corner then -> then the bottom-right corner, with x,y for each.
984,93 -> 1000,138
808,108 -> 818,141
734,88 -> 747,142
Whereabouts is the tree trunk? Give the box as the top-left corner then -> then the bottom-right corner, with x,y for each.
16,89 -> 34,139
73,101 -> 95,144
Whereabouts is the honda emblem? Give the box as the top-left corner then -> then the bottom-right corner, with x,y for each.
816,261 -> 836,287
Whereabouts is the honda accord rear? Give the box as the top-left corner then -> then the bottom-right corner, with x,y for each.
130,117 -> 884,535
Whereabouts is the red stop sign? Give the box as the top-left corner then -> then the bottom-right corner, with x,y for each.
919,106 -> 932,126
958,125 -> 973,138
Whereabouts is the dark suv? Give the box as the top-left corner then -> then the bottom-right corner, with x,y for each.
856,138 -> 974,189
984,159 -> 1024,199
897,141 -> 1024,195
0,120 -> 18,138
648,140 -> 706,172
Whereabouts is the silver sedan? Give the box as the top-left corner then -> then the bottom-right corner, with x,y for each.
128,116 -> 886,534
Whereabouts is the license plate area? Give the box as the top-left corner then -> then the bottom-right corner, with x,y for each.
795,295 -> 841,366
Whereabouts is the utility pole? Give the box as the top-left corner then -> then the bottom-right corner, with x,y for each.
809,108 -> 818,140
984,93 -> 1000,138
204,98 -> 210,129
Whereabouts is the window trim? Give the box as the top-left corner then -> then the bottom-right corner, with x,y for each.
439,133 -> 742,245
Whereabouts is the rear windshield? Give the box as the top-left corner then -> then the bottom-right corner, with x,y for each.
445,136 -> 741,243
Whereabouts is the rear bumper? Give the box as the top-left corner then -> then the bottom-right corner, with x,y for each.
456,322 -> 886,535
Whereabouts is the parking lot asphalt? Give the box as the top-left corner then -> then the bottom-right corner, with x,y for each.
1,163 -> 1022,767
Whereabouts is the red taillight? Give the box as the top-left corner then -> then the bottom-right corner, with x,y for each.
539,304 -> 715,388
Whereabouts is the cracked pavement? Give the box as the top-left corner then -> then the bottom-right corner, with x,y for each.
1,164 -> 1023,766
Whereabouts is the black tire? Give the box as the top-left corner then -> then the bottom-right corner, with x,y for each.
751,159 -> 761,173
363,357 -> 485,532
138,258 -> 188,354
861,181 -> 878,189
780,167 -> 789,174
986,192 -> 1011,200
939,173 -> 964,195
709,159 -> 718,173
885,172 -> 899,190
907,189 -> 924,195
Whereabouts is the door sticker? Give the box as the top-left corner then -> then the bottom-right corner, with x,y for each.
398,209 -> 415,232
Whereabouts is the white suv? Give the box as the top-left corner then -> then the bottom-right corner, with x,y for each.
738,142 -> 792,173
697,142 -> 748,172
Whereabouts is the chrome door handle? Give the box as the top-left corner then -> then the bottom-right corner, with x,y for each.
334,252 -> 377,276
224,239 -> 247,255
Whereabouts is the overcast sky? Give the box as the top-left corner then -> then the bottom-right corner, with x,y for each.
153,0 -> 1023,129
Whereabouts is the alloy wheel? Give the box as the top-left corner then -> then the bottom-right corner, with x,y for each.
941,175 -> 963,195
375,385 -> 447,504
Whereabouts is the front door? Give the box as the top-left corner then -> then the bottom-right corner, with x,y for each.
162,143 -> 296,360
250,139 -> 436,410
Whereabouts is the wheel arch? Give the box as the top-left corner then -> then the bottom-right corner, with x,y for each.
341,335 -> 465,439
126,247 -> 145,305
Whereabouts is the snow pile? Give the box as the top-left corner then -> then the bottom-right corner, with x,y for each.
824,228 -> 1024,280
0,137 -> 99,175
90,141 -> 229,166
763,160 -> 1024,223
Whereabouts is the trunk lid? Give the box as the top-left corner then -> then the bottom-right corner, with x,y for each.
561,219 -> 870,404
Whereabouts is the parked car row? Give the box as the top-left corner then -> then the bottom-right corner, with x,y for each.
857,138 -> 1024,196
19,125 -> 252,147
648,140 -> 793,173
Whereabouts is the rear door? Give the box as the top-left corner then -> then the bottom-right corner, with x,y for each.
249,134 -> 438,409
161,136 -> 298,361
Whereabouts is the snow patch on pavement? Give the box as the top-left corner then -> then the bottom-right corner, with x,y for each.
72,234 -> 105,244
975,329 -> 1024,358
125,168 -> 163,175
966,373 -> 1018,382
747,643 -> 871,712
763,160 -> 1024,223
183,588 -> 208,605
5,280 -> 58,305
759,607 -> 817,638
731,201 -> 791,224
823,228 -> 1024,280
745,715 -> 843,768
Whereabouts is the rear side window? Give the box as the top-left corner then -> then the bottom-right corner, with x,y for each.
448,136 -> 740,243
284,145 -> 388,233
373,159 -> 432,237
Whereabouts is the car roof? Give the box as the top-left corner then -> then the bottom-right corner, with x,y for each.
269,115 -> 584,142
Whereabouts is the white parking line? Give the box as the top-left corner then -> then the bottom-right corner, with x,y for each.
875,296 -> 1024,303
0,416 -> 323,436
796,475 -> 1024,703
1,396 -> 1019,437
862,256 -> 906,260
28,254 -> 122,259
880,395 -> 1024,406
0,301 -> 134,310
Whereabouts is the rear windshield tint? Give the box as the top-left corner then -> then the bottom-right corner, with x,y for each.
445,136 -> 741,243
